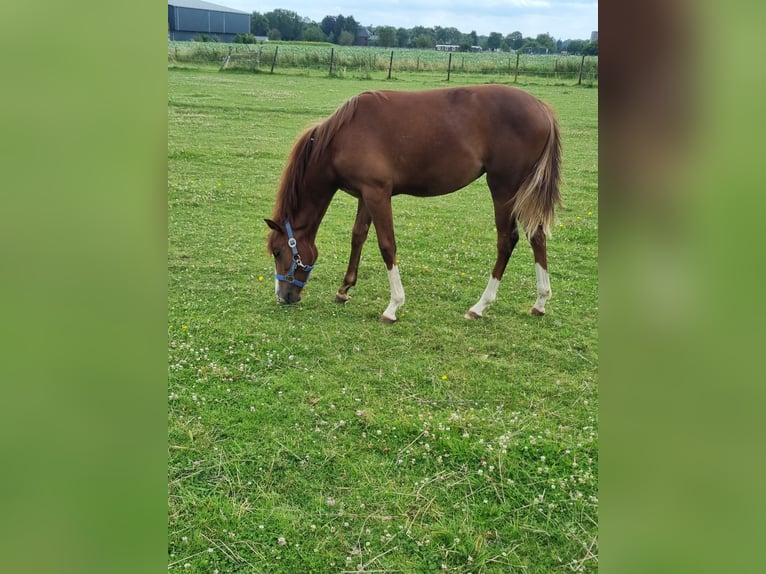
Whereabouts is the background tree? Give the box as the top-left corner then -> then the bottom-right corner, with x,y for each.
338,30 -> 355,46
320,15 -> 338,41
302,24 -> 326,42
250,12 -> 269,36
487,32 -> 503,51
521,38 -> 542,53
396,27 -> 410,48
435,26 -> 462,45
566,39 -> 587,54
413,33 -> 434,49
320,14 -> 359,44
583,39 -> 598,55
535,33 -> 556,53
264,9 -> 304,41
376,26 -> 397,48
507,31 -> 523,50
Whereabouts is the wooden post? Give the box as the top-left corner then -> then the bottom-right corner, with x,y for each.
514,52 -> 520,83
329,47 -> 334,76
270,46 -> 279,74
447,52 -> 452,81
417,55 -> 420,71
388,50 -> 394,79
578,54 -> 586,85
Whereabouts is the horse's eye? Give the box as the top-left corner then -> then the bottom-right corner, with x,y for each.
273,250 -> 281,259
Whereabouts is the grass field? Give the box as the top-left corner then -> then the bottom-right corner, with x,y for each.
168,65 -> 598,572
168,41 -> 598,84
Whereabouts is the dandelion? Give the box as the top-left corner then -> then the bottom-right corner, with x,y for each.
258,275 -> 264,281
441,375 -> 448,381
182,325 -> 189,330
588,211 -> 593,215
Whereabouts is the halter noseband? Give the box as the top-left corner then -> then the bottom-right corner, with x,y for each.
275,221 -> 314,288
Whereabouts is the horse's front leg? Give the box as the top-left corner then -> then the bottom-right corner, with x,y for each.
363,190 -> 404,323
335,199 -> 372,303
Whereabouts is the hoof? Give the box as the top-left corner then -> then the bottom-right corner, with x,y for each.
530,307 -> 545,316
379,315 -> 396,324
335,293 -> 350,304
464,310 -> 481,320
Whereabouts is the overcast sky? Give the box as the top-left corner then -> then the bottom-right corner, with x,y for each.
218,1 -> 598,41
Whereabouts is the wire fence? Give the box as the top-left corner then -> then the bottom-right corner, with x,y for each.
168,41 -> 599,84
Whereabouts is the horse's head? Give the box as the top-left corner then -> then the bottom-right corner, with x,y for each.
265,219 -> 317,304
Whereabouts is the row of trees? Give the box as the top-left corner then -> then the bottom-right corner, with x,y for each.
246,9 -> 598,55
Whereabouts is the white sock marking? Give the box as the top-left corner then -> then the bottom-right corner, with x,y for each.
381,265 -> 405,321
533,263 -> 551,313
467,276 -> 501,318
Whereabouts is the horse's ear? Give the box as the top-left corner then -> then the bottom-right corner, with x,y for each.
264,219 -> 282,233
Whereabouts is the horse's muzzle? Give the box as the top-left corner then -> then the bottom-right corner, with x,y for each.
276,284 -> 302,304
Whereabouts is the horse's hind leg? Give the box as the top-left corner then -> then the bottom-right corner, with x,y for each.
335,199 -> 372,303
529,225 -> 552,315
465,203 -> 520,319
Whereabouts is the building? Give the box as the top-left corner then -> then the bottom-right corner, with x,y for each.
590,31 -> 598,42
168,1 -> 250,42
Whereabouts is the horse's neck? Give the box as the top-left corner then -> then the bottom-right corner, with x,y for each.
293,181 -> 336,238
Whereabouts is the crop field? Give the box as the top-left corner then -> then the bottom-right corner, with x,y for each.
168,41 -> 598,84
168,65 -> 598,572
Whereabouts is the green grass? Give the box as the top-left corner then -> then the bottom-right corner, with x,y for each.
169,41 -> 598,83
168,66 -> 597,572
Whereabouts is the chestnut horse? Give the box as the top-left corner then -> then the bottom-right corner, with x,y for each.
265,84 -> 562,322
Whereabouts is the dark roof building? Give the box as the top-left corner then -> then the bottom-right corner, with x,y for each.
168,1 -> 250,42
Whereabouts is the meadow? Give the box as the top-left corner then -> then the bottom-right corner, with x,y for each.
168,63 -> 598,572
168,41 -> 599,84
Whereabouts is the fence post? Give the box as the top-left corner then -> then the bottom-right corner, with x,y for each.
447,53 -> 452,81
578,54 -> 585,85
388,50 -> 394,79
329,47 -> 334,76
514,52 -> 520,83
270,46 -> 279,74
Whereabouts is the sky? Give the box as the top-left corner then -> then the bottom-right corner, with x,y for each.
217,1 -> 598,41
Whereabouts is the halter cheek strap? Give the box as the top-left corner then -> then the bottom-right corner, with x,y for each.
275,221 -> 314,288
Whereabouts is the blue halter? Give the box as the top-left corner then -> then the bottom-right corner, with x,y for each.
275,221 -> 314,288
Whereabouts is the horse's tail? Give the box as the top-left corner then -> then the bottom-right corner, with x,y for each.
511,101 -> 562,240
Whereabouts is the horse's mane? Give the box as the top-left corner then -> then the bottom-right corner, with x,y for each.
271,92 -> 385,223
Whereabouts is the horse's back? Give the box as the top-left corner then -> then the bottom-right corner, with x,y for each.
329,85 -> 553,197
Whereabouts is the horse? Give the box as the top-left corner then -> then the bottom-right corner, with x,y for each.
265,84 -> 562,323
